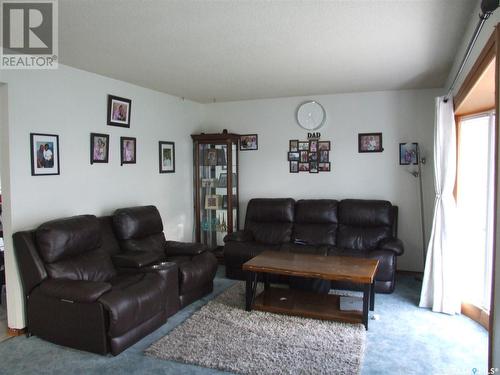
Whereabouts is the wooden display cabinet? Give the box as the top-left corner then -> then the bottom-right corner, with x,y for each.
191,130 -> 240,252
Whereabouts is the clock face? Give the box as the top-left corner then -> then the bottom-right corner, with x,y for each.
296,101 -> 326,130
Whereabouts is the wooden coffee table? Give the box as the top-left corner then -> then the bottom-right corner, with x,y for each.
242,251 -> 379,329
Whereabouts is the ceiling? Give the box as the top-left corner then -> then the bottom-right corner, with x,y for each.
59,0 -> 477,103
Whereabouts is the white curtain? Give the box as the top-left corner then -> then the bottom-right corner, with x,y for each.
419,96 -> 461,314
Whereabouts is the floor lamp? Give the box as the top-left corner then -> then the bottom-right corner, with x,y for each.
401,143 -> 427,280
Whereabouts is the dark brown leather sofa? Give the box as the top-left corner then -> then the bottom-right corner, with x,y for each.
13,206 -> 217,355
224,198 -> 404,293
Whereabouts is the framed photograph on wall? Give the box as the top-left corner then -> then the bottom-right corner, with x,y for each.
240,134 -> 258,151
30,133 -> 60,176
298,162 -> 309,172
319,150 -> 329,163
298,141 -> 309,151
358,133 -> 383,153
159,141 -> 175,173
309,161 -> 319,173
288,152 -> 300,161
319,162 -> 331,172
399,142 -> 419,165
120,137 -> 136,165
309,140 -> 318,152
107,95 -> 131,128
289,140 -> 299,152
90,133 -> 109,164
290,160 -> 299,173
318,141 -> 331,151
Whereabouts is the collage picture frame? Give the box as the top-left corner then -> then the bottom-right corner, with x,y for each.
288,139 -> 331,173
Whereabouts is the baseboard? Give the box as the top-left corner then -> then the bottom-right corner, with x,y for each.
7,327 -> 26,336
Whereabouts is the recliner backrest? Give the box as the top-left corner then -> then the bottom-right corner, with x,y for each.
112,205 -> 166,254
337,199 -> 394,250
34,215 -> 116,281
293,200 -> 338,246
244,198 -> 295,244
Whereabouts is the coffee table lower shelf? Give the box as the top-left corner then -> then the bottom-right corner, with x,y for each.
252,287 -> 363,325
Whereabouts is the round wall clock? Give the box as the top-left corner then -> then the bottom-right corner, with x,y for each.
296,101 -> 326,130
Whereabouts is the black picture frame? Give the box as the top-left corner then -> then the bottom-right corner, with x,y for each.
298,141 -> 309,151
159,141 -> 175,173
290,160 -> 299,173
309,161 -> 319,173
120,137 -> 136,165
289,140 -> 299,152
399,142 -> 419,165
240,134 -> 258,151
30,133 -> 60,176
288,151 -> 300,161
318,162 -> 331,172
309,140 -> 318,152
318,141 -> 331,151
107,95 -> 131,128
358,133 -> 383,153
90,133 -> 110,164
319,150 -> 329,163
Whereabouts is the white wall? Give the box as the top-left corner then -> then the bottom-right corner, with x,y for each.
0,65 -> 204,329
203,89 -> 440,272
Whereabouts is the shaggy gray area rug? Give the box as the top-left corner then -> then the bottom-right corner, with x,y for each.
146,283 -> 366,375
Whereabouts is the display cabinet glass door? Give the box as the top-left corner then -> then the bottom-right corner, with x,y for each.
197,142 -> 238,249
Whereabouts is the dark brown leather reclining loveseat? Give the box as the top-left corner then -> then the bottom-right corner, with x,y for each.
224,198 -> 404,293
13,206 -> 217,355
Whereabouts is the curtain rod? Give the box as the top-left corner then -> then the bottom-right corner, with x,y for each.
443,10 -> 493,103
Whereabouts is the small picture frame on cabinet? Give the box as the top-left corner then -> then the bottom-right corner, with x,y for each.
205,195 -> 221,210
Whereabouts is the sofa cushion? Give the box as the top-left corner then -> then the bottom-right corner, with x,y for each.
336,225 -> 392,251
45,250 -> 116,281
280,243 -> 329,256
99,273 -> 166,337
338,199 -> 393,227
293,199 -> 338,246
245,198 -> 295,244
39,279 -> 112,303
113,206 -> 164,240
224,241 -> 281,269
36,215 -> 101,263
337,200 -> 394,250
119,233 -> 167,254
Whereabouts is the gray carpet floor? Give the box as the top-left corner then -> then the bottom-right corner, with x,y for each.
0,267 -> 488,375
146,282 -> 366,375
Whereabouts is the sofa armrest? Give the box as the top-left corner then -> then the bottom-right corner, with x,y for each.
39,279 -> 111,303
111,251 -> 163,269
223,230 -> 254,243
165,241 -> 207,256
378,238 -> 404,256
